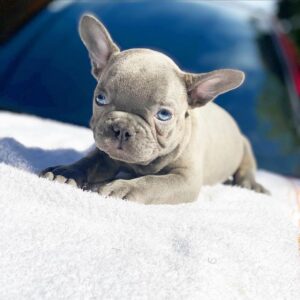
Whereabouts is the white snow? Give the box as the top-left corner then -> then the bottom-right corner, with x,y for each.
0,111 -> 299,299
0,111 -> 93,150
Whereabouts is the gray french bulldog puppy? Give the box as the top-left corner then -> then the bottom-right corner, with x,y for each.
40,14 -> 268,204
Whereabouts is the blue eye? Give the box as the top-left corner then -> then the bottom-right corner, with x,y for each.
95,93 -> 109,106
156,109 -> 172,121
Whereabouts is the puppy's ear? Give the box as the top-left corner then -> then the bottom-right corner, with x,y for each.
183,69 -> 245,108
79,14 -> 120,79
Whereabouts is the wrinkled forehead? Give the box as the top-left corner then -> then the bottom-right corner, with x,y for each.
99,50 -> 186,108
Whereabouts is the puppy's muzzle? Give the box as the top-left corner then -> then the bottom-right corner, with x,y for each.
93,112 -> 158,163
111,123 -> 132,142
101,113 -> 138,150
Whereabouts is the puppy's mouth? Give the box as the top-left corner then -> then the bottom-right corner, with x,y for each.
95,136 -> 158,165
104,141 -> 132,160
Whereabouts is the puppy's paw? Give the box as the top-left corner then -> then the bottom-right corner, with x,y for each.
98,179 -> 139,202
235,177 -> 270,195
251,182 -> 270,195
39,165 -> 86,188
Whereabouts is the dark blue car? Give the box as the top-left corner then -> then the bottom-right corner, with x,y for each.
0,0 -> 300,176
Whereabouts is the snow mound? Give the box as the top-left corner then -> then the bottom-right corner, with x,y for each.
0,112 -> 299,299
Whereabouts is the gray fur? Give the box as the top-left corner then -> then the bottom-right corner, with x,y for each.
40,14 -> 268,204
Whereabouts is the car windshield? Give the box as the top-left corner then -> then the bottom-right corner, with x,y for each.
0,0 -> 299,176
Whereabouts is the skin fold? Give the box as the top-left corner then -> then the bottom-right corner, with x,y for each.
40,14 -> 269,204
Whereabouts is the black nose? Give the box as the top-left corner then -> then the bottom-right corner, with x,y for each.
112,125 -> 132,141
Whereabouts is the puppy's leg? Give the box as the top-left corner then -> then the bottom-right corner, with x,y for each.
97,173 -> 202,204
40,148 -> 119,188
233,137 -> 269,194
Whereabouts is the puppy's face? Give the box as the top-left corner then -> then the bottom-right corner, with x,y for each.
90,50 -> 189,164
79,15 -> 245,165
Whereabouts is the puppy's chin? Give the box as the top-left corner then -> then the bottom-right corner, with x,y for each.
95,140 -> 158,165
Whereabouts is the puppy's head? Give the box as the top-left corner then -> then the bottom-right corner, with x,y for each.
79,14 -> 245,165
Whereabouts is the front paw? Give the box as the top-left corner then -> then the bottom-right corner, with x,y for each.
39,165 -> 86,188
98,180 -> 139,202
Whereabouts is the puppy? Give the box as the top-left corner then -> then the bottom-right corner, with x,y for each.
40,14 -> 268,204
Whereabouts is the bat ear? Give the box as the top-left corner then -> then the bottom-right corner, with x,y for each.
183,69 -> 245,108
79,14 -> 120,80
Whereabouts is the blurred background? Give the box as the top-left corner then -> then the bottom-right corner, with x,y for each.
0,0 -> 299,177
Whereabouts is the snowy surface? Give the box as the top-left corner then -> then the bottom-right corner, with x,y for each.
0,111 -> 299,299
